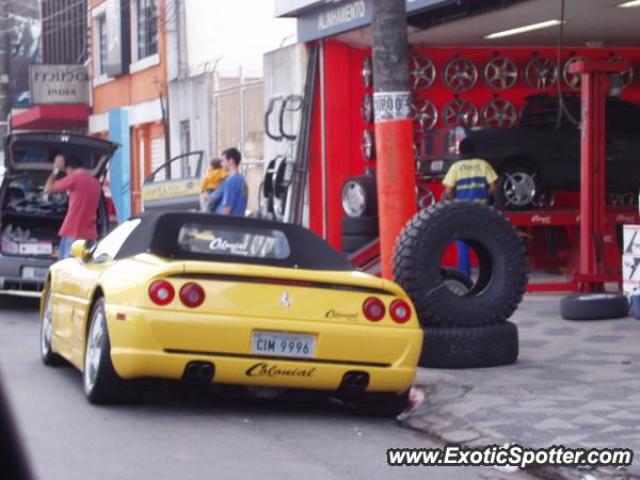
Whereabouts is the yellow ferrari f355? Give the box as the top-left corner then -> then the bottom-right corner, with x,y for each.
40,212 -> 422,415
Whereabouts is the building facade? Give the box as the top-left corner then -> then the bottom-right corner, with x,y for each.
88,0 -> 169,218
41,0 -> 88,65
10,0 -> 90,133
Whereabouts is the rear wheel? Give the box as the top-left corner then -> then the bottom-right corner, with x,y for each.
83,298 -> 124,404
40,287 -> 65,367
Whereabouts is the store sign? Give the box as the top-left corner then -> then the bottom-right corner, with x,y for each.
294,0 -> 447,42
298,0 -> 372,42
29,65 -> 89,105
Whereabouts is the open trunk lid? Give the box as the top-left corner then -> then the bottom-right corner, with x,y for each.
5,131 -> 118,177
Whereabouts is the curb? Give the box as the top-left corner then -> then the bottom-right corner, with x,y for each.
399,383 -> 639,480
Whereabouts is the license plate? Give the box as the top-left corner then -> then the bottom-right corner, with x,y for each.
22,266 -> 48,280
19,243 -> 52,255
431,160 -> 444,172
252,331 -> 316,358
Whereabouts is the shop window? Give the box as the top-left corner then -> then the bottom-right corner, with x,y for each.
135,0 -> 158,60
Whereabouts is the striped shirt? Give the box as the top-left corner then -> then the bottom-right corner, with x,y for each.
442,158 -> 498,202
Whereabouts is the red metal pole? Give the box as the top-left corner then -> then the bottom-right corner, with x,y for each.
570,60 -> 626,291
372,0 -> 417,279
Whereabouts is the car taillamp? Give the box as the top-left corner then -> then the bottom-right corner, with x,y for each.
149,280 -> 175,306
362,297 -> 385,322
179,282 -> 205,308
389,299 -> 412,324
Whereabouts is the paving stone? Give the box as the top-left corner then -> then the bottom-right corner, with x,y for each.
405,295 -> 640,480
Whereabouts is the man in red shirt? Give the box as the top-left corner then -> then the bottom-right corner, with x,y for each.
44,154 -> 101,259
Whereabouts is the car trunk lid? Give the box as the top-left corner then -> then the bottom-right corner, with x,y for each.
167,261 -> 407,327
5,131 -> 117,177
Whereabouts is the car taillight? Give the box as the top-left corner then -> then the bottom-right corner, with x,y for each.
390,299 -> 412,324
362,297 -> 385,322
149,280 -> 175,306
179,282 -> 205,308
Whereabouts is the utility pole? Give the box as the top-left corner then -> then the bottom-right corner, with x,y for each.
0,0 -> 10,137
372,0 -> 416,279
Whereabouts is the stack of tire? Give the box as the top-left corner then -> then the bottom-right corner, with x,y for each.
341,175 -> 379,254
394,201 -> 528,369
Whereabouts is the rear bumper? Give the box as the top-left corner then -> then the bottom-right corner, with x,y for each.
0,255 -> 53,294
104,304 -> 422,393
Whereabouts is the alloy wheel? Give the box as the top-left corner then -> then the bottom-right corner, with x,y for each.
84,309 -> 105,394
502,171 -> 537,207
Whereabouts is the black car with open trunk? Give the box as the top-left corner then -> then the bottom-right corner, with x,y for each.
0,132 -> 118,296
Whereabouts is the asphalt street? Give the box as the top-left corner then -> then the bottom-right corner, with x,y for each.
0,295 -> 530,480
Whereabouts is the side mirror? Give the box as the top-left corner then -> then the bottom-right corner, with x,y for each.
70,240 -> 89,259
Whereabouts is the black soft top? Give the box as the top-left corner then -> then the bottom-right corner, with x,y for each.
116,211 -> 353,271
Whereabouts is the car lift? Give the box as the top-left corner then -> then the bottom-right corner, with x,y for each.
350,60 -> 639,293
569,59 -> 635,292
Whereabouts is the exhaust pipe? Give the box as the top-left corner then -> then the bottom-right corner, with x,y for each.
338,371 -> 370,401
182,361 -> 215,385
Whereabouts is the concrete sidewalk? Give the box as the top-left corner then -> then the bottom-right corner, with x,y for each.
402,295 -> 640,480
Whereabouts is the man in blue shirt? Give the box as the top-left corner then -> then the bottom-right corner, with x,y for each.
209,148 -> 248,216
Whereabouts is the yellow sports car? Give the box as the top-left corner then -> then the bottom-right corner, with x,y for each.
40,212 -> 422,415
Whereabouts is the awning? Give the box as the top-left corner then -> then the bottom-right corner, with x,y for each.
10,104 -> 90,131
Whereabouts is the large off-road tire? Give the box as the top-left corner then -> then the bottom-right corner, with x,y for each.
350,389 -> 410,418
83,298 -> 124,404
560,294 -> 629,321
40,286 -> 65,367
394,201 -> 527,328
420,322 -> 519,369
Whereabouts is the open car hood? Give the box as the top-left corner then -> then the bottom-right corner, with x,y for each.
4,131 -> 118,177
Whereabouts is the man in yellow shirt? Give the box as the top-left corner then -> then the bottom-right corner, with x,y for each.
442,138 -> 498,277
199,158 -> 228,211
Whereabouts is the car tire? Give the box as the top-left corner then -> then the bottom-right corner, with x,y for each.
496,164 -> 540,211
560,294 -> 629,321
342,234 -> 377,253
350,389 -> 410,418
441,268 -> 473,296
341,216 -> 379,236
420,322 -> 519,369
394,201 -> 528,328
83,298 -> 124,404
258,181 -> 273,219
341,175 -> 377,218
40,287 -> 65,367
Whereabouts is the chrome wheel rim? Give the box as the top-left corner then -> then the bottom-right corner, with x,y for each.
444,278 -> 470,297
84,309 -> 105,393
342,182 -> 366,217
502,172 -> 537,207
41,292 -> 53,357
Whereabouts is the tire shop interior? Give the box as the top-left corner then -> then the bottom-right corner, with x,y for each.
264,0 -> 640,296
